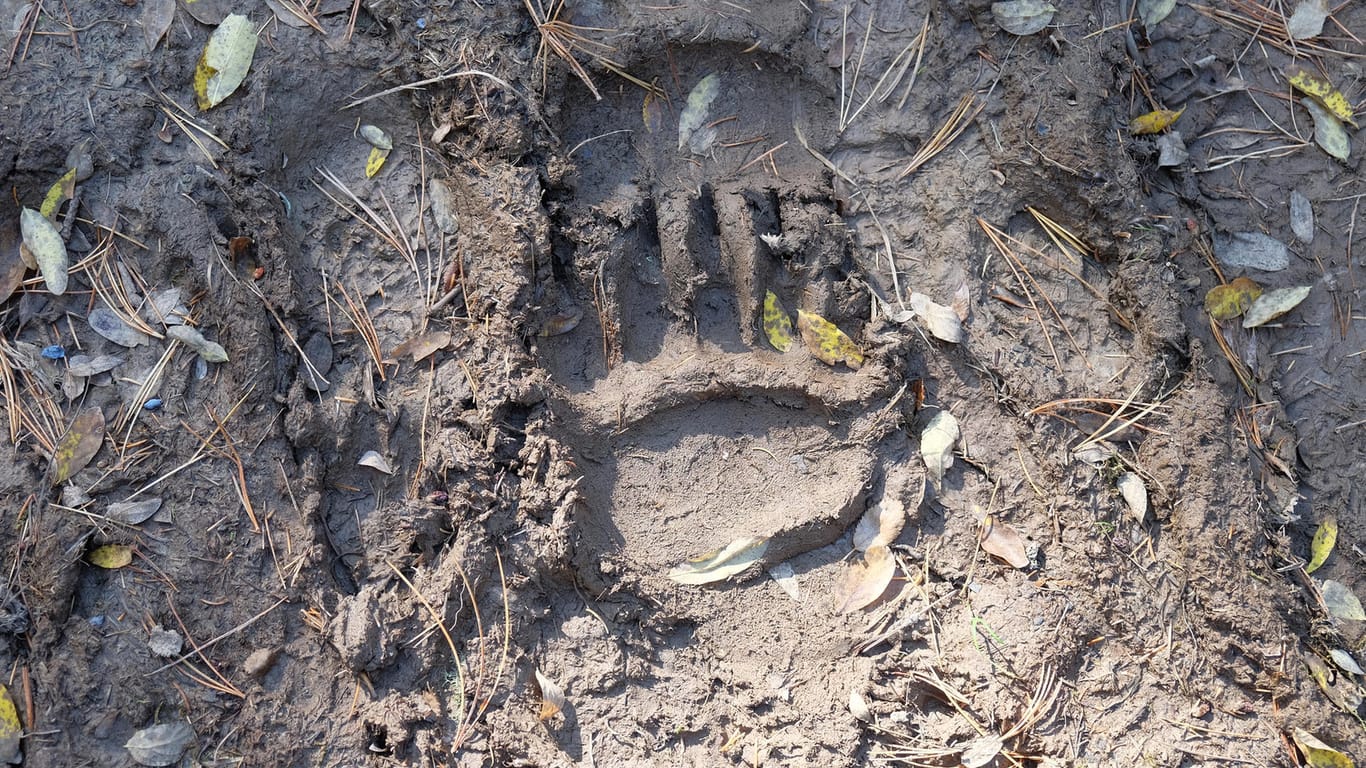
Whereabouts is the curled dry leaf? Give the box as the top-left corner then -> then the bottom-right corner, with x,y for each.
767,561 -> 800,600
1242,286 -> 1311,328
991,0 -> 1056,35
51,407 -> 105,485
1306,653 -> 1364,716
357,450 -> 392,474
194,14 -> 257,110
1203,277 -> 1262,321
88,543 -> 134,569
763,290 -> 794,352
668,536 -> 769,585
979,516 -> 1030,569
1321,580 -> 1366,621
540,307 -> 582,337
1129,106 -> 1185,135
961,736 -> 1004,768
678,73 -> 719,152
796,310 -> 864,369
1116,472 -> 1148,523
40,166 -> 77,221
125,721 -> 194,767
387,330 -> 451,362
920,410 -> 959,490
908,292 -> 964,343
852,498 -> 905,552
1291,728 -> 1354,768
1306,516 -> 1337,575
833,544 -> 895,613
535,669 -> 566,720
20,207 -> 67,295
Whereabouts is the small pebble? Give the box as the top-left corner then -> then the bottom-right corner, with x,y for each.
243,647 -> 280,678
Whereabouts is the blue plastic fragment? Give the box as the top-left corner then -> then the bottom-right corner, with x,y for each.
89,615 -> 105,628
41,345 -> 66,360
416,16 -> 427,29
143,398 -> 163,411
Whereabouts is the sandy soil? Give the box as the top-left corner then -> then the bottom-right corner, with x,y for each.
0,0 -> 1362,766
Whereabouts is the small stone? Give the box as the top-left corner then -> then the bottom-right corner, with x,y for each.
1156,131 -> 1188,167
243,647 -> 279,678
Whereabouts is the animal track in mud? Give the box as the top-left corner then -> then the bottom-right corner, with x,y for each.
533,46 -> 908,580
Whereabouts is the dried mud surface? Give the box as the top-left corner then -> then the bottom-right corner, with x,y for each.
0,0 -> 1363,766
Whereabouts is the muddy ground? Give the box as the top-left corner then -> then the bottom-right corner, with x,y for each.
0,0 -> 1363,765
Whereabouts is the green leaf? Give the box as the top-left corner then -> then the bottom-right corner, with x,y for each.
762,291 -> 794,352
1306,516 -> 1337,574
88,544 -> 133,569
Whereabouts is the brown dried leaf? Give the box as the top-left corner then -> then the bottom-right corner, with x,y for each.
535,669 -> 566,720
979,516 -> 1030,569
833,544 -> 895,613
51,408 -> 105,485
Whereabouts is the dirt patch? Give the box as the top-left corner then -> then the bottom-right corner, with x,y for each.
0,0 -> 1362,766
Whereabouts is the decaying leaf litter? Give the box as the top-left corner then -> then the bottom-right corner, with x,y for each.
0,0 -> 1363,766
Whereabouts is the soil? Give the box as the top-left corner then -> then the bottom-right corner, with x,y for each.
0,0 -> 1363,766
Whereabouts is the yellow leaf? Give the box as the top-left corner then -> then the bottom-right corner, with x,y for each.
1288,68 -> 1358,127
1129,106 -> 1185,135
50,407 -> 105,485
0,685 -> 18,764
1292,728 -> 1356,768
88,544 -> 134,569
762,291 -> 794,352
1306,516 -> 1337,574
19,207 -> 68,295
365,147 -> 390,179
1203,277 -> 1262,321
194,13 -> 257,110
40,166 -> 77,221
796,310 -> 864,369
642,91 -> 664,134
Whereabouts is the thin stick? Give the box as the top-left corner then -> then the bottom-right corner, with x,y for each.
148,597 -> 287,676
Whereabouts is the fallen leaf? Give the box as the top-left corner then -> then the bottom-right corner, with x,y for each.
1137,0 -> 1176,28
853,498 -> 905,552
833,544 -> 895,613
125,721 -> 194,767
40,166 -> 77,221
1116,472 -> 1148,523
908,292 -> 965,343
991,0 -> 1056,35
762,290 -> 794,352
89,307 -> 151,347
365,147 -> 390,178
979,516 -> 1031,569
1203,277 -> 1262,321
106,498 -> 163,525
1287,0 -> 1330,40
961,736 -> 1004,768
88,543 -> 133,569
166,325 -> 228,362
148,626 -> 184,658
1321,580 -> 1366,621
1302,97 -> 1351,161
360,124 -> 392,150
194,13 -> 257,110
0,685 -> 20,765
1290,190 -> 1315,244
1330,648 -> 1364,676
66,354 -> 123,377
535,669 -> 566,720
642,91 -> 664,134
357,450 -> 392,474
848,689 -> 872,722
1214,231 -> 1289,272
1243,285 -> 1311,328
1288,67 -> 1358,127
767,561 -> 800,600
387,330 -> 451,362
143,0 -> 175,50
796,310 -> 864,369
539,308 -> 582,337
1129,106 -> 1185,135
1306,516 -> 1337,574
920,410 -> 959,490
951,282 -> 971,321
1305,653 -> 1363,716
678,73 -> 719,152
19,207 -> 67,295
667,536 -> 769,585
51,408 -> 105,485
1291,728 -> 1355,768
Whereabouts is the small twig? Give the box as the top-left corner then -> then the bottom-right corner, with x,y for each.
148,597 -> 286,676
